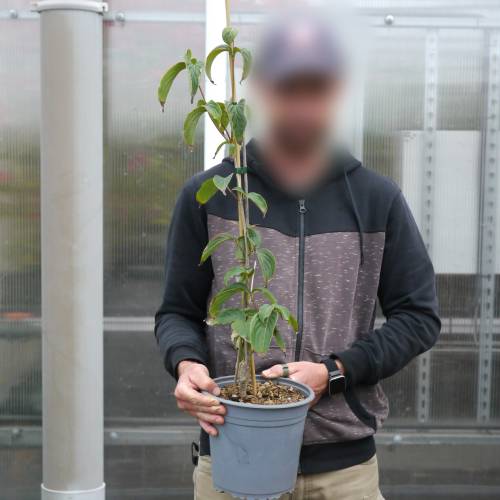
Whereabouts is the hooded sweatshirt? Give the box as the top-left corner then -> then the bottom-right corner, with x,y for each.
155,140 -> 441,474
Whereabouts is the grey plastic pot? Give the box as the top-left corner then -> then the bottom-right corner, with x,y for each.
208,375 -> 314,500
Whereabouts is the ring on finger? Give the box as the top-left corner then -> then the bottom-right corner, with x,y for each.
282,364 -> 289,378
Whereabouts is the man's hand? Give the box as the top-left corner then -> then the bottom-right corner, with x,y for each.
262,360 -> 345,406
175,361 -> 225,436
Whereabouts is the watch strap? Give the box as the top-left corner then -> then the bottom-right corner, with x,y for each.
321,357 -> 339,374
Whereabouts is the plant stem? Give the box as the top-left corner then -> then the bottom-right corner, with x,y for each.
225,0 -> 231,27
225,0 -> 257,396
242,140 -> 250,227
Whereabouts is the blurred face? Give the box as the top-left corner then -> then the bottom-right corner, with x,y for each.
255,74 -> 342,157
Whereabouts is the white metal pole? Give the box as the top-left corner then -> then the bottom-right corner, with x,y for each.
204,0 -> 228,170
35,1 -> 107,499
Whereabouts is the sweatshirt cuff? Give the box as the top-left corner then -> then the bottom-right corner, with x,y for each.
334,345 -> 372,388
167,346 -> 208,380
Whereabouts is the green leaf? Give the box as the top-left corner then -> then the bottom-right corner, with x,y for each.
248,314 -> 265,350
247,192 -> 268,216
258,303 -> 275,321
256,248 -> 276,283
246,226 -> 262,249
213,174 -> 233,194
196,178 -> 217,204
158,61 -> 186,110
222,26 -> 238,45
188,59 -> 203,103
183,105 -> 206,146
183,49 -> 193,65
288,314 -> 299,332
200,233 -> 234,263
232,318 -> 250,340
228,99 -> 247,143
250,310 -> 279,353
224,265 -> 253,286
205,44 -> 230,83
209,282 -> 249,317
275,305 -> 299,332
213,140 -> 230,159
273,328 -> 286,351
218,102 -> 230,130
205,100 -> 223,122
234,47 -> 252,82
213,308 -> 245,325
253,287 -> 277,304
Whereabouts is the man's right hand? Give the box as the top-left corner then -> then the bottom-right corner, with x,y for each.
175,360 -> 225,436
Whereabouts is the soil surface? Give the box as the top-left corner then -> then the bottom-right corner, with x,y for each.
219,380 -> 306,405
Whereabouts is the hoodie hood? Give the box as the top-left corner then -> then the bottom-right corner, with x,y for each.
226,139 -> 366,264
239,138 -> 362,193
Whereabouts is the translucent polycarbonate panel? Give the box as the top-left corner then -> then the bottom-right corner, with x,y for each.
437,30 -> 485,131
103,20 -> 205,318
104,329 -> 182,422
2,0 -> 34,9
362,25 -> 492,426
429,347 -> 479,423
0,17 -> 41,424
363,28 -> 426,179
234,0 -> 500,12
379,360 -> 417,422
491,351 -> 500,421
353,0 -> 499,7
106,0 -> 205,13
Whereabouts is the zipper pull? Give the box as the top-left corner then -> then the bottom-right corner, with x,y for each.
298,199 -> 307,214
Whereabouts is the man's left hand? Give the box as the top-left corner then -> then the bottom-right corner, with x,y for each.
262,361 -> 341,406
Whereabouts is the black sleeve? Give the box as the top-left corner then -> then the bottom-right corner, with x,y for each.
335,191 -> 441,387
154,178 -> 213,378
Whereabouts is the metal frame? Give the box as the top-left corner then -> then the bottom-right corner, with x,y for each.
1,425 -> 500,448
415,29 -> 439,424
2,8 -> 500,28
477,31 -> 500,423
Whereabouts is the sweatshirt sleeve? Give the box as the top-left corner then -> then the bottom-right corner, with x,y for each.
335,190 -> 441,387
154,178 -> 213,378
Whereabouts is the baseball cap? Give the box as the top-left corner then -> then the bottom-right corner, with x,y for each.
253,10 -> 345,83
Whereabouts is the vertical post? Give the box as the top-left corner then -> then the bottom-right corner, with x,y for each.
417,29 -> 439,424
204,0 -> 228,170
35,1 -> 107,499
477,32 -> 500,423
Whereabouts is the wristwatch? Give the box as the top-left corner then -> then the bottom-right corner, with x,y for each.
321,358 -> 346,395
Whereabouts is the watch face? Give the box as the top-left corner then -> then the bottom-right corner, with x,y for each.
329,373 -> 346,395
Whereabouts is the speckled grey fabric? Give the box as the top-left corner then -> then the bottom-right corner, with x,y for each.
206,214 -> 389,445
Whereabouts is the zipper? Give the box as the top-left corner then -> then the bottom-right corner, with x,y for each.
295,199 -> 307,362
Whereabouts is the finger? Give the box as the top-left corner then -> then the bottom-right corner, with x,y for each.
176,384 -> 220,407
191,411 -> 225,425
180,402 -> 226,415
262,363 -> 299,379
199,418 -> 218,437
261,364 -> 284,378
190,371 -> 221,396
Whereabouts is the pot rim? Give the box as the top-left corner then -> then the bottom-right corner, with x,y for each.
207,374 -> 315,410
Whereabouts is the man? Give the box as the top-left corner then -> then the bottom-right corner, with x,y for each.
155,13 -> 440,500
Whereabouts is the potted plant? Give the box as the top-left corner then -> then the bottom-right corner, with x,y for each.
158,2 -> 314,498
